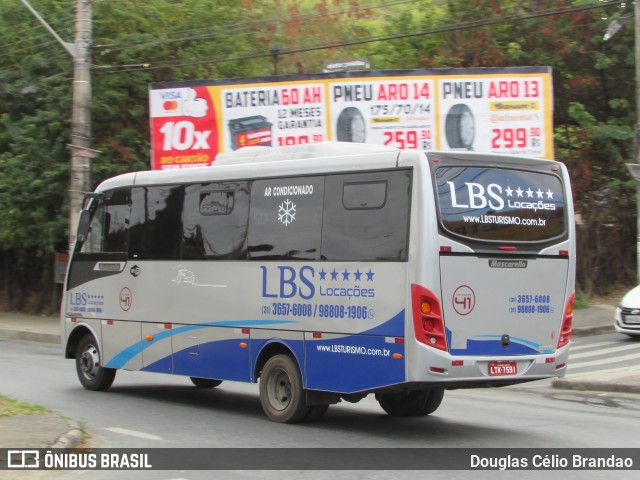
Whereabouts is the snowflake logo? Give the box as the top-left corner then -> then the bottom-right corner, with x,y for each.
278,198 -> 297,226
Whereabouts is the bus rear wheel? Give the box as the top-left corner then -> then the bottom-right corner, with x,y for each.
304,404 -> 329,422
376,388 -> 444,417
259,354 -> 310,423
75,334 -> 116,391
190,377 -> 222,388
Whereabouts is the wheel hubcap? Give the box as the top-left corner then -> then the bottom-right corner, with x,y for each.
267,367 -> 292,411
80,344 -> 100,380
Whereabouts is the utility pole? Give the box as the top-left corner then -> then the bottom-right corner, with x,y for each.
606,3 -> 640,282
634,0 -> 640,283
68,0 -> 98,252
21,0 -> 98,252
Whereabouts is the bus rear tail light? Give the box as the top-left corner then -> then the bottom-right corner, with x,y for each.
557,292 -> 574,349
412,285 -> 447,351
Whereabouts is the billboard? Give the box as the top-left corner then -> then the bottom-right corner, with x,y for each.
149,67 -> 553,170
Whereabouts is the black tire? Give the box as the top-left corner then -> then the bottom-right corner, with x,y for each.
336,107 -> 366,143
75,334 -> 116,391
304,404 -> 329,422
190,377 -> 223,389
445,104 -> 475,149
259,354 -> 310,423
376,388 -> 444,417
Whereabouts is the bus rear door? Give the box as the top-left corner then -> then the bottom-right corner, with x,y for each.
431,156 -> 573,361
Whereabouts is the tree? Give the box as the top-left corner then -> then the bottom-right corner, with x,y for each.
0,0 -> 637,311
0,0 -> 73,310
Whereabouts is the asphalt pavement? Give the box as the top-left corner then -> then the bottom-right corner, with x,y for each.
0,297 -> 637,451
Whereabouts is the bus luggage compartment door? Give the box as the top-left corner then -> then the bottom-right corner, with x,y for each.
439,255 -> 569,356
304,332 -> 405,394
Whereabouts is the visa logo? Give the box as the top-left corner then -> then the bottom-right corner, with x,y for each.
160,91 -> 182,100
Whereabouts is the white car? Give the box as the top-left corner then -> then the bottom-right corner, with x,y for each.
614,285 -> 640,337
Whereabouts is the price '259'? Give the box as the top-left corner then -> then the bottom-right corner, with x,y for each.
383,130 -> 431,149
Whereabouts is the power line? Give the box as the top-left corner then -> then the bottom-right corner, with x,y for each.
93,0 -> 422,53
0,10 -> 75,57
95,0 -> 630,75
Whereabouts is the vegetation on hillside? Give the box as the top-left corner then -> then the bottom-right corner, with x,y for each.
0,0 -> 636,312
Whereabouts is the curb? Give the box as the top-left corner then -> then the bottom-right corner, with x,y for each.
0,328 -> 60,344
552,379 -> 640,395
51,427 -> 85,449
572,325 -> 615,338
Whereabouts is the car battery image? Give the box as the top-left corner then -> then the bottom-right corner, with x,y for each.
228,115 -> 273,150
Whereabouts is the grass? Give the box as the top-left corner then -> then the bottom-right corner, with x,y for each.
0,394 -> 47,416
573,292 -> 591,310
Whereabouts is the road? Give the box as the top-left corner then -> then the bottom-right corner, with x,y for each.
565,333 -> 640,374
1,335 -> 639,480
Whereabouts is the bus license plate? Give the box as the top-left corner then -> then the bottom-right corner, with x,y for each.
489,361 -> 517,376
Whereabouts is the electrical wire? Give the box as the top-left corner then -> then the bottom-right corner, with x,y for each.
93,0 -> 423,53
95,0 -> 630,74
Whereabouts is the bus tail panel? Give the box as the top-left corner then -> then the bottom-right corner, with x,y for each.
439,255 -> 570,356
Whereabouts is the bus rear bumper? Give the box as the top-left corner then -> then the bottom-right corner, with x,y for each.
406,344 -> 570,386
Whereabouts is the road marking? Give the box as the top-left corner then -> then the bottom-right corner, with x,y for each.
105,427 -> 163,441
569,341 -> 610,351
563,364 -> 640,379
568,351 -> 640,369
569,343 -> 640,359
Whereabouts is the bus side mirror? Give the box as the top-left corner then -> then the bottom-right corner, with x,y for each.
76,210 -> 91,244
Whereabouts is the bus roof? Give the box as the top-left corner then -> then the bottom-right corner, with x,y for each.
214,142 -> 398,165
95,142 -> 406,192
93,143 -> 561,193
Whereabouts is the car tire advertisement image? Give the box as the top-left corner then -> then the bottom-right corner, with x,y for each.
445,103 -> 475,150
336,107 -> 366,143
150,67 -> 553,170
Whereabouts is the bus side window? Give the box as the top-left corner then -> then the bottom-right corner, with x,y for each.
248,177 -> 324,260
322,170 -> 411,261
129,186 -> 184,260
79,201 -> 105,254
103,188 -> 131,253
78,188 -> 131,254
182,182 -> 250,260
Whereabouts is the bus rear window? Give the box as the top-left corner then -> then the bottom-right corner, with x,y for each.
435,166 -> 566,242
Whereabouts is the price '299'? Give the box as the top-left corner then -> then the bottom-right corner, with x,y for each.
491,128 -> 527,149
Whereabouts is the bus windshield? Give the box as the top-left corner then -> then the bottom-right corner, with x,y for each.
435,166 -> 566,242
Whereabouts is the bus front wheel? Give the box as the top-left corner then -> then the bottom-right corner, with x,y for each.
376,388 -> 444,417
259,354 -> 309,423
75,334 -> 116,391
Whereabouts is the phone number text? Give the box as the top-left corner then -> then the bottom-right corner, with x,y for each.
265,302 -> 371,319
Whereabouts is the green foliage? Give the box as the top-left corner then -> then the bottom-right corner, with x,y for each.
0,0 -> 638,311
573,291 -> 590,310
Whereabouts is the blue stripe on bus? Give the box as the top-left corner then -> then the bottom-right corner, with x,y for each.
449,334 -> 551,355
105,313 -> 403,372
147,338 -> 252,381
104,319 -> 296,369
104,341 -> 146,370
360,310 -> 404,336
